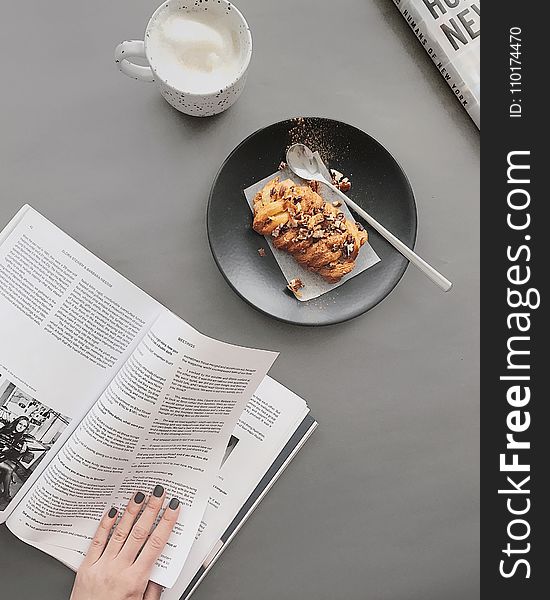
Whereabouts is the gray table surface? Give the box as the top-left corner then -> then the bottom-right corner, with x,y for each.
0,1 -> 479,599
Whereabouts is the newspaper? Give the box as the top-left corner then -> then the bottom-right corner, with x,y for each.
393,0 -> 480,128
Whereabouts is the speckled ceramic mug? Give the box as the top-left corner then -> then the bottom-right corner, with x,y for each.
114,0 -> 252,117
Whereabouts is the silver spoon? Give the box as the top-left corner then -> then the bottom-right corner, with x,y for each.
286,143 -> 452,292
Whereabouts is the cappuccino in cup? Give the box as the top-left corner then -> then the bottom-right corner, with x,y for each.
115,1 -> 252,116
148,11 -> 244,95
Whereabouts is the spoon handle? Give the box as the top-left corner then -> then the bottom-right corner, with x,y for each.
330,185 -> 453,292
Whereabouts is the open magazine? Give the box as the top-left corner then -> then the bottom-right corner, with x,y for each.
0,205 -> 317,595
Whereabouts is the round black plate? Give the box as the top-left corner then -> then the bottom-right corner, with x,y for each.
207,117 -> 417,326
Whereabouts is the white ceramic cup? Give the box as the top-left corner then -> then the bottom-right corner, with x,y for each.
114,0 -> 252,117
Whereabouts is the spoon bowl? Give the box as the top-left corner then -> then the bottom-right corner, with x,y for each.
286,144 -> 322,181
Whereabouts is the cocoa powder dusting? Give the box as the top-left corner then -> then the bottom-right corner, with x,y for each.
287,117 -> 337,164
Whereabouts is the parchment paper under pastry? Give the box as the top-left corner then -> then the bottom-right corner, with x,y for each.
244,168 -> 381,302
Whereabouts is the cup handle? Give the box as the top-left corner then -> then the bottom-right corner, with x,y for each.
114,40 -> 155,82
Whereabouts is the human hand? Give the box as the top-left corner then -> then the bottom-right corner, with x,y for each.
70,485 -> 180,600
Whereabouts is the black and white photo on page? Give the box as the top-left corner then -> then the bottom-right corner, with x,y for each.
0,372 -> 70,511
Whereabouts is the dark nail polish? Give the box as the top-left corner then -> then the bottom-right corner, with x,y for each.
153,484 -> 164,498
108,507 -> 117,518
134,492 -> 145,504
169,497 -> 180,510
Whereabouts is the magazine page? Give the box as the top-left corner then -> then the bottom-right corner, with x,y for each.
21,376 -> 311,595
181,414 -> 317,600
0,206 -> 163,520
163,376 -> 309,600
6,311 -> 277,588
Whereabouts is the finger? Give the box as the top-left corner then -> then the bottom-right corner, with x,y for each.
135,498 -> 180,571
102,491 -> 146,560
82,506 -> 118,565
144,581 -> 165,600
119,484 -> 166,563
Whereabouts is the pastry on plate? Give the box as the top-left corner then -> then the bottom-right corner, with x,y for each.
252,177 -> 368,283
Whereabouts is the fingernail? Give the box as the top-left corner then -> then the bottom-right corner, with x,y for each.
134,492 -> 145,504
108,507 -> 117,518
153,484 -> 164,498
169,497 -> 180,510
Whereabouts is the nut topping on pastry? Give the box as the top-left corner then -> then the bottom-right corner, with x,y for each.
252,178 -> 368,283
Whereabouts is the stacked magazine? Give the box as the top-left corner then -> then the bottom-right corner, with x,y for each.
0,205 -> 316,598
393,0 -> 480,127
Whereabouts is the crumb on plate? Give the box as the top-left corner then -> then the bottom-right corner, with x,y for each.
330,168 -> 352,192
287,277 -> 304,298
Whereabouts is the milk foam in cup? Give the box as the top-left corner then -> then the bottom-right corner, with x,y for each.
148,11 -> 244,95
115,0 -> 252,117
